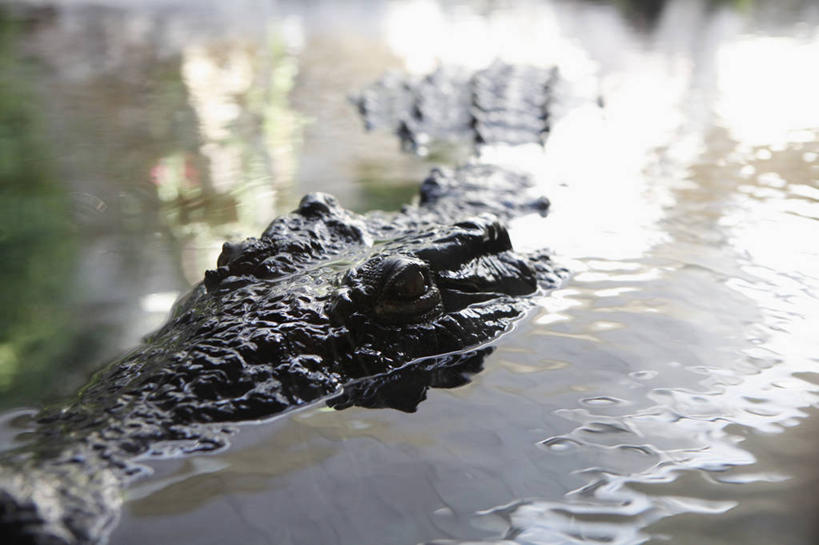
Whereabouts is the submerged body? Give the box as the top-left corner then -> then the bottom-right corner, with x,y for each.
0,163 -> 562,544
354,62 -> 558,154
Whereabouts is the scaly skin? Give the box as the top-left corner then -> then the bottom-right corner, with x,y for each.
353,61 -> 558,153
0,163 -> 563,545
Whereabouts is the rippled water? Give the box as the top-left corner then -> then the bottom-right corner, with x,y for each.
2,1 -> 819,544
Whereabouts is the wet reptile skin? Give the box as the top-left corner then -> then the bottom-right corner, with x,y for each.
353,62 -> 558,153
0,163 -> 563,545
0,61 -> 566,544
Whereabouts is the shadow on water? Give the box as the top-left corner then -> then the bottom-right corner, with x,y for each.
330,349 -> 491,413
104,348 -> 494,520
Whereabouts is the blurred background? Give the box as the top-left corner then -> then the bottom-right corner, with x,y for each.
0,0 -> 816,408
1,1 -> 819,544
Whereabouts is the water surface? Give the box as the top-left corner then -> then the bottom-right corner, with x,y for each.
1,1 -> 819,544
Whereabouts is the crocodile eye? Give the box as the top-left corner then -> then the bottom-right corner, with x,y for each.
372,256 -> 443,324
389,268 -> 427,299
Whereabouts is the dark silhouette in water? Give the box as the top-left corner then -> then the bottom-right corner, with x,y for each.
0,160 -> 562,544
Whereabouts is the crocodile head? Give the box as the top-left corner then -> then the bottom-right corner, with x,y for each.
0,165 -> 560,545
141,162 -> 563,418
328,215 -> 542,376
127,182 -> 558,425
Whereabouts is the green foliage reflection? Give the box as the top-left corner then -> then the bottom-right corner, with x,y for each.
0,9 -> 78,407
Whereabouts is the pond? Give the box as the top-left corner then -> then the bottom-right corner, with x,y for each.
1,1 -> 819,544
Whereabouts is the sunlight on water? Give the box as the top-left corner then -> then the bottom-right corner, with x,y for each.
717,35 -> 819,147
2,1 -> 819,544
384,0 -> 596,75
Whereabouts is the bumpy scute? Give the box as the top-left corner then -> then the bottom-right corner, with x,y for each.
1,154 -> 563,545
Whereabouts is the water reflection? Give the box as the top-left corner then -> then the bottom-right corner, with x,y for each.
0,9 -> 80,404
2,0 -> 819,544
477,128 -> 819,545
169,34 -> 305,282
0,1 -> 432,407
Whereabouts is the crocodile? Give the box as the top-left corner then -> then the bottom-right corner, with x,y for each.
0,162 -> 563,545
353,62 -> 559,154
0,60 -> 568,544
